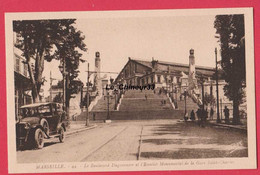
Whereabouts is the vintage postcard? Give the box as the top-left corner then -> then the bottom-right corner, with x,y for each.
5,8 -> 256,173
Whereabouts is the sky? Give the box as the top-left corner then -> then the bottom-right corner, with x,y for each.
42,15 -> 220,98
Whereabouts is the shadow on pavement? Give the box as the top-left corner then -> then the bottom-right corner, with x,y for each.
141,148 -> 248,159
142,138 -> 183,145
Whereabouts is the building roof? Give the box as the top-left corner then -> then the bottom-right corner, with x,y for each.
130,58 -> 215,76
115,57 -> 218,82
131,58 -> 153,69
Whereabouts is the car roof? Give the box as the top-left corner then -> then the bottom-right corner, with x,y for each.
20,102 -> 61,109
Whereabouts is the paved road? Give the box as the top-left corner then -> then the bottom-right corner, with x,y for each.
17,120 -> 247,163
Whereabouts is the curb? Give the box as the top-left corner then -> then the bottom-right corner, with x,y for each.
66,124 -> 98,136
209,122 -> 247,132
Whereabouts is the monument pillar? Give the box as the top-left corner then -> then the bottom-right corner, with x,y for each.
188,49 -> 197,91
94,52 -> 102,95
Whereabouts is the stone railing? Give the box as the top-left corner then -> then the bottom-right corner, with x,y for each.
115,90 -> 124,111
190,90 -> 202,106
167,92 -> 176,109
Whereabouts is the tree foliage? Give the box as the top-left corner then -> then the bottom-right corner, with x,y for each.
13,19 -> 87,103
214,15 -> 245,124
204,92 -> 216,107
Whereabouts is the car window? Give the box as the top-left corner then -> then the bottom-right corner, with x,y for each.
38,105 -> 51,116
20,107 -> 37,117
56,104 -> 63,112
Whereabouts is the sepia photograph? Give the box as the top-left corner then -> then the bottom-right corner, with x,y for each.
5,8 -> 256,173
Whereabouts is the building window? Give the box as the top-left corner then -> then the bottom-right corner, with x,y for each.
157,75 -> 161,83
177,77 -> 180,83
15,57 -> 20,73
164,75 -> 167,83
24,63 -> 28,77
151,76 -> 154,83
137,78 -> 140,85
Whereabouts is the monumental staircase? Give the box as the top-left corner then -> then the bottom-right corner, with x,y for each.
119,89 -> 172,111
175,92 -> 200,116
77,87 -> 200,121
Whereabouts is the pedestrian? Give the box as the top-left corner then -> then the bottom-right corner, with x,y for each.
161,100 -> 164,105
196,108 -> 201,126
201,109 -> 206,127
190,110 -> 195,121
224,106 -> 230,124
180,94 -> 182,101
210,107 -> 214,120
205,108 -> 208,120
145,94 -> 148,101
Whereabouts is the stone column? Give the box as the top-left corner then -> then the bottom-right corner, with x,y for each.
94,52 -> 102,95
188,49 -> 196,91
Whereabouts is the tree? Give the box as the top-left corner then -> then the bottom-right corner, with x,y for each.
57,79 -> 84,108
214,15 -> 246,124
204,92 -> 216,107
13,19 -> 86,102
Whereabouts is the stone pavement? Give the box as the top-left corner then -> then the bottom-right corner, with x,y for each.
17,119 -> 248,163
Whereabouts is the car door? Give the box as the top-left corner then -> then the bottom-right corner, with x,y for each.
50,103 -> 61,133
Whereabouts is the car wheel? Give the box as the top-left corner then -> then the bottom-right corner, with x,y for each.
59,127 -> 65,143
40,119 -> 49,136
34,128 -> 44,149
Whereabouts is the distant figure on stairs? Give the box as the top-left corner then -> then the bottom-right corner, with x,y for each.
190,110 -> 195,121
145,94 -> 148,101
210,107 -> 214,120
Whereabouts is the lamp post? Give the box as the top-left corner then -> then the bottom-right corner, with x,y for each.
59,59 -> 68,118
200,76 -> 205,111
86,62 -> 90,126
184,89 -> 187,120
49,71 -> 57,102
215,48 -> 221,123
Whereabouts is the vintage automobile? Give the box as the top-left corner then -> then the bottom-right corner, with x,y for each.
16,102 -> 67,149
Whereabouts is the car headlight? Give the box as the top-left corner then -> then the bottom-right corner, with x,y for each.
24,123 -> 30,129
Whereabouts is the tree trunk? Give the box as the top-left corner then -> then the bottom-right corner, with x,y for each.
34,46 -> 45,100
24,40 -> 40,103
27,62 -> 40,103
232,97 -> 240,124
232,80 -> 241,124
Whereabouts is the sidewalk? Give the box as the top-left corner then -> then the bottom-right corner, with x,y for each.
66,121 -> 98,136
207,119 -> 247,132
179,118 -> 247,132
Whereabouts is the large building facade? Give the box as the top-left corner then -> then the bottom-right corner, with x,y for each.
14,47 -> 33,118
115,49 -> 216,92
114,49 -> 234,114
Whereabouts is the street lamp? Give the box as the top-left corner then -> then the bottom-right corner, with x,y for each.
215,48 -> 221,123
85,62 -> 90,126
59,59 -> 68,118
199,76 -> 205,112
184,89 -> 187,120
